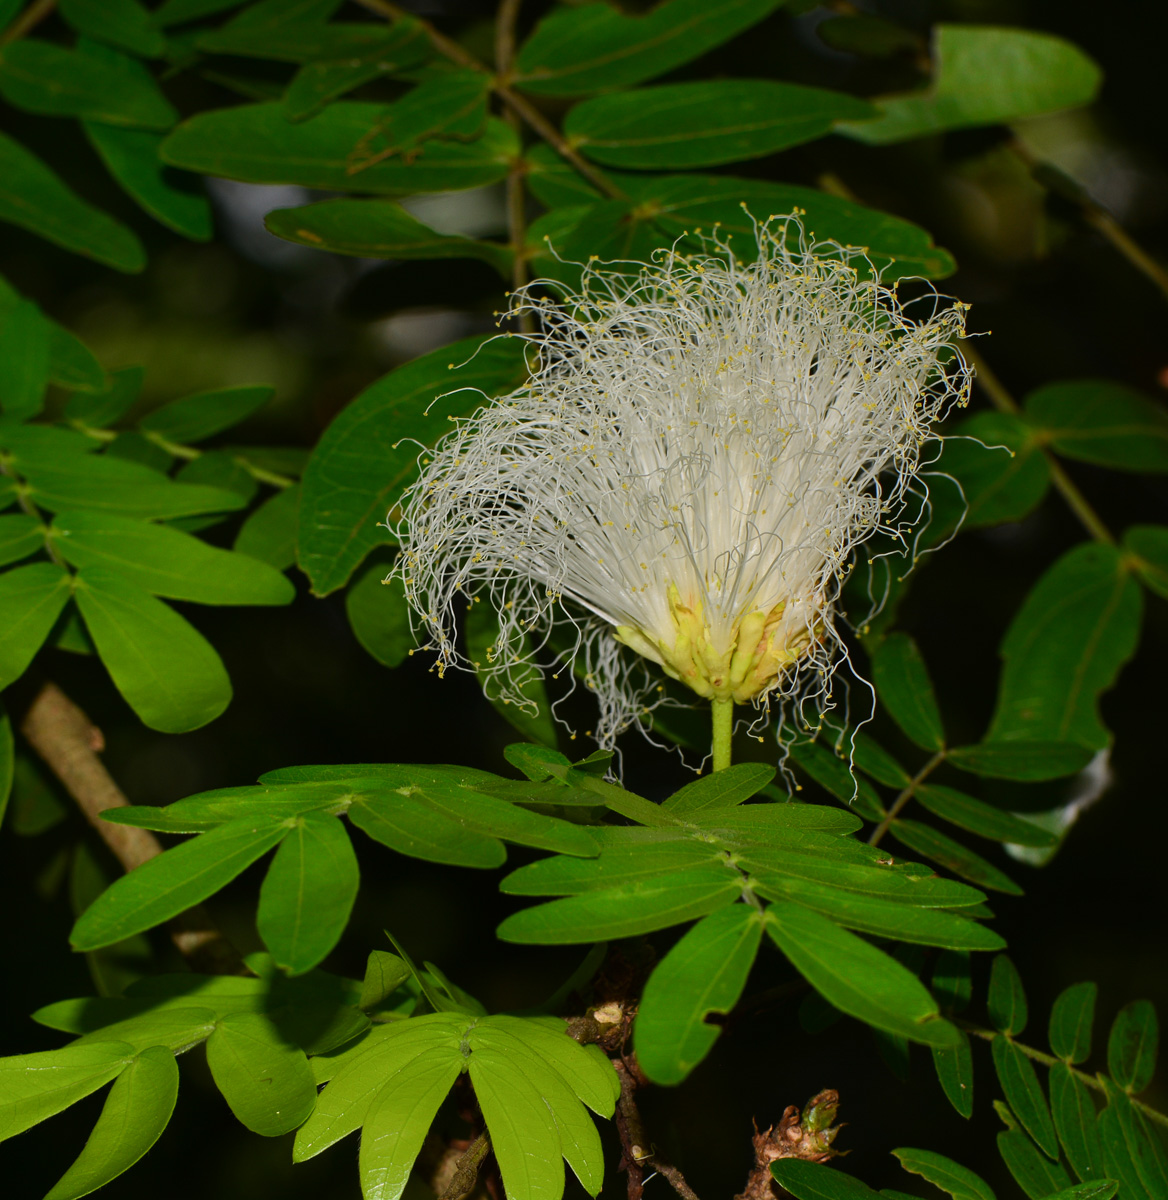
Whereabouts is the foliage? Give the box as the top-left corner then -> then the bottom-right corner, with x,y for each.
0,2 -> 1164,1200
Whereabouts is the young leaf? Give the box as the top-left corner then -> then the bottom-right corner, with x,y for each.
497,868 -> 741,944
661,763 -> 775,814
890,820 -> 1022,895
915,784 -> 1057,847
71,816 -> 289,951
1049,1062 -> 1105,1182
0,132 -> 145,272
763,902 -> 961,1048
205,1013 -> 316,1136
162,104 -> 518,194
1107,1000 -> 1158,1094
871,633 -> 945,751
636,903 -> 764,1084
892,1147 -> 995,1200
298,333 -> 527,594
359,1047 -> 464,1200
515,0 -> 786,96
987,544 -> 1142,750
257,812 -> 358,976
1049,982 -> 1097,1065
992,1037 -> 1058,1159
566,81 -> 875,169
0,562 -> 73,688
932,1034 -> 975,1118
1025,381 -> 1168,473
43,1045 -> 178,1200
988,955 -> 1028,1036
841,26 -> 1100,144
0,1042 -> 134,1143
140,385 -> 272,443
997,1128 -> 1072,1199
74,568 -> 234,732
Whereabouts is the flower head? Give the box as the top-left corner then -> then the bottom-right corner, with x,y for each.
395,218 -> 970,748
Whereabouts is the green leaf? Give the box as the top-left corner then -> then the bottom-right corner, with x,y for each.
73,1006 -> 217,1054
359,951 -> 411,1012
771,1160 -> 881,1200
205,1012 -> 316,1136
7,751 -> 68,835
46,324 -> 107,394
566,80 -> 875,169
785,739 -> 886,819
71,815 -> 288,951
842,26 -> 1101,144
889,820 -> 1022,895
1107,1000 -> 1158,1094
988,955 -> 1028,1036
140,384 -> 272,443
763,902 -> 960,1047
1098,1090 -> 1157,1200
199,7 -> 396,63
465,600 -> 557,749
636,903 -> 763,1084
162,103 -> 518,194
871,633 -> 945,750
515,0 -> 786,96
932,949 -> 973,1014
0,39 -> 176,128
360,1046 -> 464,1200
265,200 -> 510,275
987,544 -> 1143,750
0,132 -> 145,272
661,763 -> 775,814
1107,1089 -> 1168,1199
53,511 -> 293,605
257,812 -> 359,976
234,485 -> 299,572
497,867 -> 740,944
0,512 -> 43,567
993,1037 -> 1058,1158
43,1045 -> 178,1200
932,1033 -> 975,1119
947,741 -> 1094,782
1048,1186 -> 1118,1200
65,366 -> 143,428
892,1147 -> 995,1200
298,333 -> 527,594
0,561 -> 72,688
74,568 -> 233,732
1049,1062 -> 1105,1182
1024,381 -> 1168,473
349,791 -> 507,869
997,1129 -> 1072,1200
282,19 -> 431,122
154,0 -> 248,25
1124,526 -> 1168,599
83,123 -> 211,241
59,0 -> 167,58
1049,982 -> 1097,1065
0,1042 -> 134,1144
175,449 -> 257,506
915,785 -> 1057,847
0,297 -> 50,418
345,560 -> 413,669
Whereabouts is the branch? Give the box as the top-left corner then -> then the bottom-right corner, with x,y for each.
868,749 -> 945,847
437,1131 -> 492,1200
20,682 -> 244,974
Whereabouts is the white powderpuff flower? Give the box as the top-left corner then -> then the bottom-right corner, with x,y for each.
395,218 -> 971,750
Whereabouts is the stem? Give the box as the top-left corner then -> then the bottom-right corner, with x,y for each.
959,340 -> 1115,546
142,433 -> 297,490
352,0 -> 627,200
711,698 -> 733,772
20,682 -> 244,974
437,1131 -> 492,1200
868,749 -> 945,847
960,1022 -> 1168,1131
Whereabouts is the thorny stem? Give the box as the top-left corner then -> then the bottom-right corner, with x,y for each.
352,0 -> 627,200
0,0 -> 55,44
868,749 -> 945,847
959,1021 -> 1168,1131
711,698 -> 734,773
19,682 -> 244,975
958,341 -> 1116,546
437,1131 -> 492,1200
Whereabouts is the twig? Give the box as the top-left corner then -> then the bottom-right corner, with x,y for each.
352,0 -> 627,200
959,1021 -> 1168,1130
20,682 -> 244,974
613,1057 -> 700,1200
437,1131 -> 492,1200
0,0 -> 56,44
958,340 -> 1116,546
868,749 -> 945,847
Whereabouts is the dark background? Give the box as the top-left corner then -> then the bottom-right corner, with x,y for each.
2,0 -> 1166,1196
